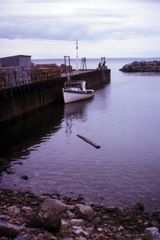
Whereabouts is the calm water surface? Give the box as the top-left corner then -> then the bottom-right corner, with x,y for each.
1,58 -> 160,211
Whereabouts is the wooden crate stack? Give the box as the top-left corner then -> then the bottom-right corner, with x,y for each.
30,64 -> 61,82
0,67 -> 31,89
0,71 -> 5,90
14,67 -> 31,86
59,64 -> 72,73
0,63 -> 73,90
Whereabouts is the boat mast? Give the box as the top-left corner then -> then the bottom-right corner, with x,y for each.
76,39 -> 79,71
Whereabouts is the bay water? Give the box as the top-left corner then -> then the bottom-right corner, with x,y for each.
1,58 -> 160,211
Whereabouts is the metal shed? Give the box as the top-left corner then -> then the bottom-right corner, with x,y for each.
0,55 -> 31,69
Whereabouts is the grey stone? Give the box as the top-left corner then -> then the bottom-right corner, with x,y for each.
118,226 -> 124,231
21,175 -> 29,180
22,206 -> 33,213
78,237 -> 87,240
62,238 -> 74,240
40,198 -> 67,214
76,204 -> 95,221
72,225 -> 89,236
145,227 -> 160,240
6,167 -> 16,174
0,220 -> 20,238
14,237 -> 30,240
70,218 -> 84,225
0,214 -> 11,221
29,210 -> 61,233
133,202 -> 145,212
28,198 -> 66,233
8,205 -> 20,216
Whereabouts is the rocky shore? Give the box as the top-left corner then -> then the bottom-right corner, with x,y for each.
120,61 -> 160,72
0,189 -> 160,240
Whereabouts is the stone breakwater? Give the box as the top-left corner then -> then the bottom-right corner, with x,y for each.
120,61 -> 160,72
0,189 -> 160,240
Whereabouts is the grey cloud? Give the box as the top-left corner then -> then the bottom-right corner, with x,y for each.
75,8 -> 129,19
25,0 -> 80,2
133,0 -> 160,2
0,14 -> 159,41
0,15 -> 89,40
30,0 -> 158,2
122,0 -> 158,1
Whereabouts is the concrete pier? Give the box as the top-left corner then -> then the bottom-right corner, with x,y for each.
71,69 -> 110,88
0,69 -> 110,127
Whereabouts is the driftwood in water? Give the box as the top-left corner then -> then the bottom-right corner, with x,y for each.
77,134 -> 100,149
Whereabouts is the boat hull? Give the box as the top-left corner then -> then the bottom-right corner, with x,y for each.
63,89 -> 94,104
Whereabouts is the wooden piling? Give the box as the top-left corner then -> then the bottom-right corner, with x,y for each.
77,134 -> 100,149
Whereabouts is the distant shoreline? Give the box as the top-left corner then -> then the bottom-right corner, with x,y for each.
120,60 -> 160,72
32,57 -> 160,61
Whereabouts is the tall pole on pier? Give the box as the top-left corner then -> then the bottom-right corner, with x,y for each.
76,39 -> 79,71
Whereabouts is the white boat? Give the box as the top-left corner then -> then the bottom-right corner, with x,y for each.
63,81 -> 94,104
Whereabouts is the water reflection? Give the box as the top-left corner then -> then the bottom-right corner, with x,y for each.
63,100 -> 90,136
1,59 -> 160,211
120,71 -> 160,77
0,104 -> 64,168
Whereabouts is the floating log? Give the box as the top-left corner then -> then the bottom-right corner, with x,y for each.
77,134 -> 100,149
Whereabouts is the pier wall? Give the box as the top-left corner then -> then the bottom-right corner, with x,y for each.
0,69 -> 110,126
0,78 -> 64,126
72,69 -> 111,88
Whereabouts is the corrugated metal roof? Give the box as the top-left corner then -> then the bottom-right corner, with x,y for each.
0,55 -> 31,59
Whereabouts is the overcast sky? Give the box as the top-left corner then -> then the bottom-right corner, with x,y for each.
0,0 -> 160,59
